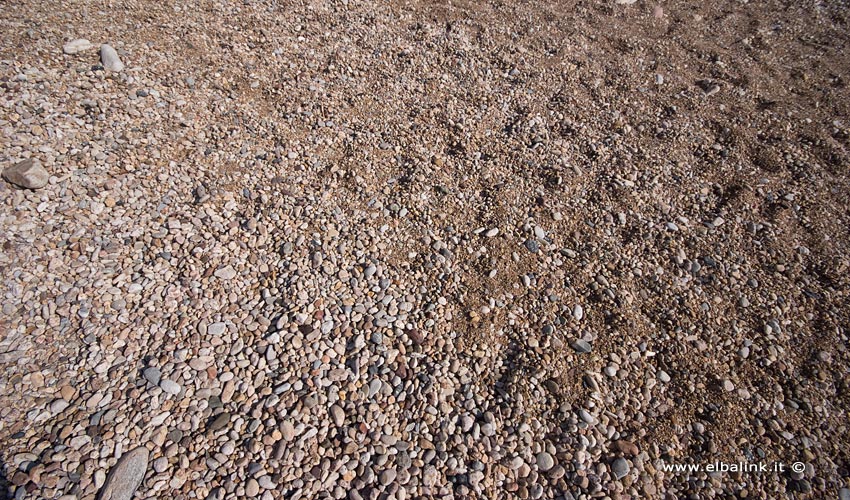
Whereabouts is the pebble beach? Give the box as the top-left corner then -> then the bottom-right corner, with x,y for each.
1,0 -> 849,499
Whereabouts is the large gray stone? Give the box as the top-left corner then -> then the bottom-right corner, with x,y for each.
97,447 -> 149,500
100,44 -> 125,72
3,158 -> 48,189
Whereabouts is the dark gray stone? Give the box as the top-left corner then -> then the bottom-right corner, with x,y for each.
142,367 -> 161,386
611,457 -> 630,480
208,412 -> 231,432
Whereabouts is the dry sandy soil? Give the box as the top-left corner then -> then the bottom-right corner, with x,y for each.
1,0 -> 849,499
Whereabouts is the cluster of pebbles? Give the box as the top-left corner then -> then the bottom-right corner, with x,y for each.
1,0 -> 850,499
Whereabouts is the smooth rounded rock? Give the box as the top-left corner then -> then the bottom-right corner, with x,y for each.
100,44 -> 125,72
245,478 -> 260,496
159,379 -> 181,395
329,404 -> 345,426
536,452 -> 555,471
578,409 -> 595,424
379,468 -> 397,485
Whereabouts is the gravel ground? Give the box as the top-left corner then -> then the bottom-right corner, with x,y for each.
1,0 -> 850,499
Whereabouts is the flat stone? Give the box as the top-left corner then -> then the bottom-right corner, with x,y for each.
97,447 -> 149,500
570,339 -> 592,354
60,385 -> 75,401
364,264 -> 377,278
70,435 -> 91,450
6,470 -> 30,486
214,265 -> 237,280
159,379 -> 181,395
208,412 -> 231,432
63,39 -> 94,54
100,44 -> 124,72
3,158 -> 48,189
143,367 -> 161,386
95,467 -> 108,489
549,465 -> 565,479
189,357 -> 211,371
167,429 -> 184,443
368,379 -> 382,397
50,399 -> 70,414
207,322 -> 227,335
460,415 -> 474,432
258,476 -> 276,489
150,411 -> 170,426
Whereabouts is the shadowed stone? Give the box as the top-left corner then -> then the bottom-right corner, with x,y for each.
3,158 -> 48,189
